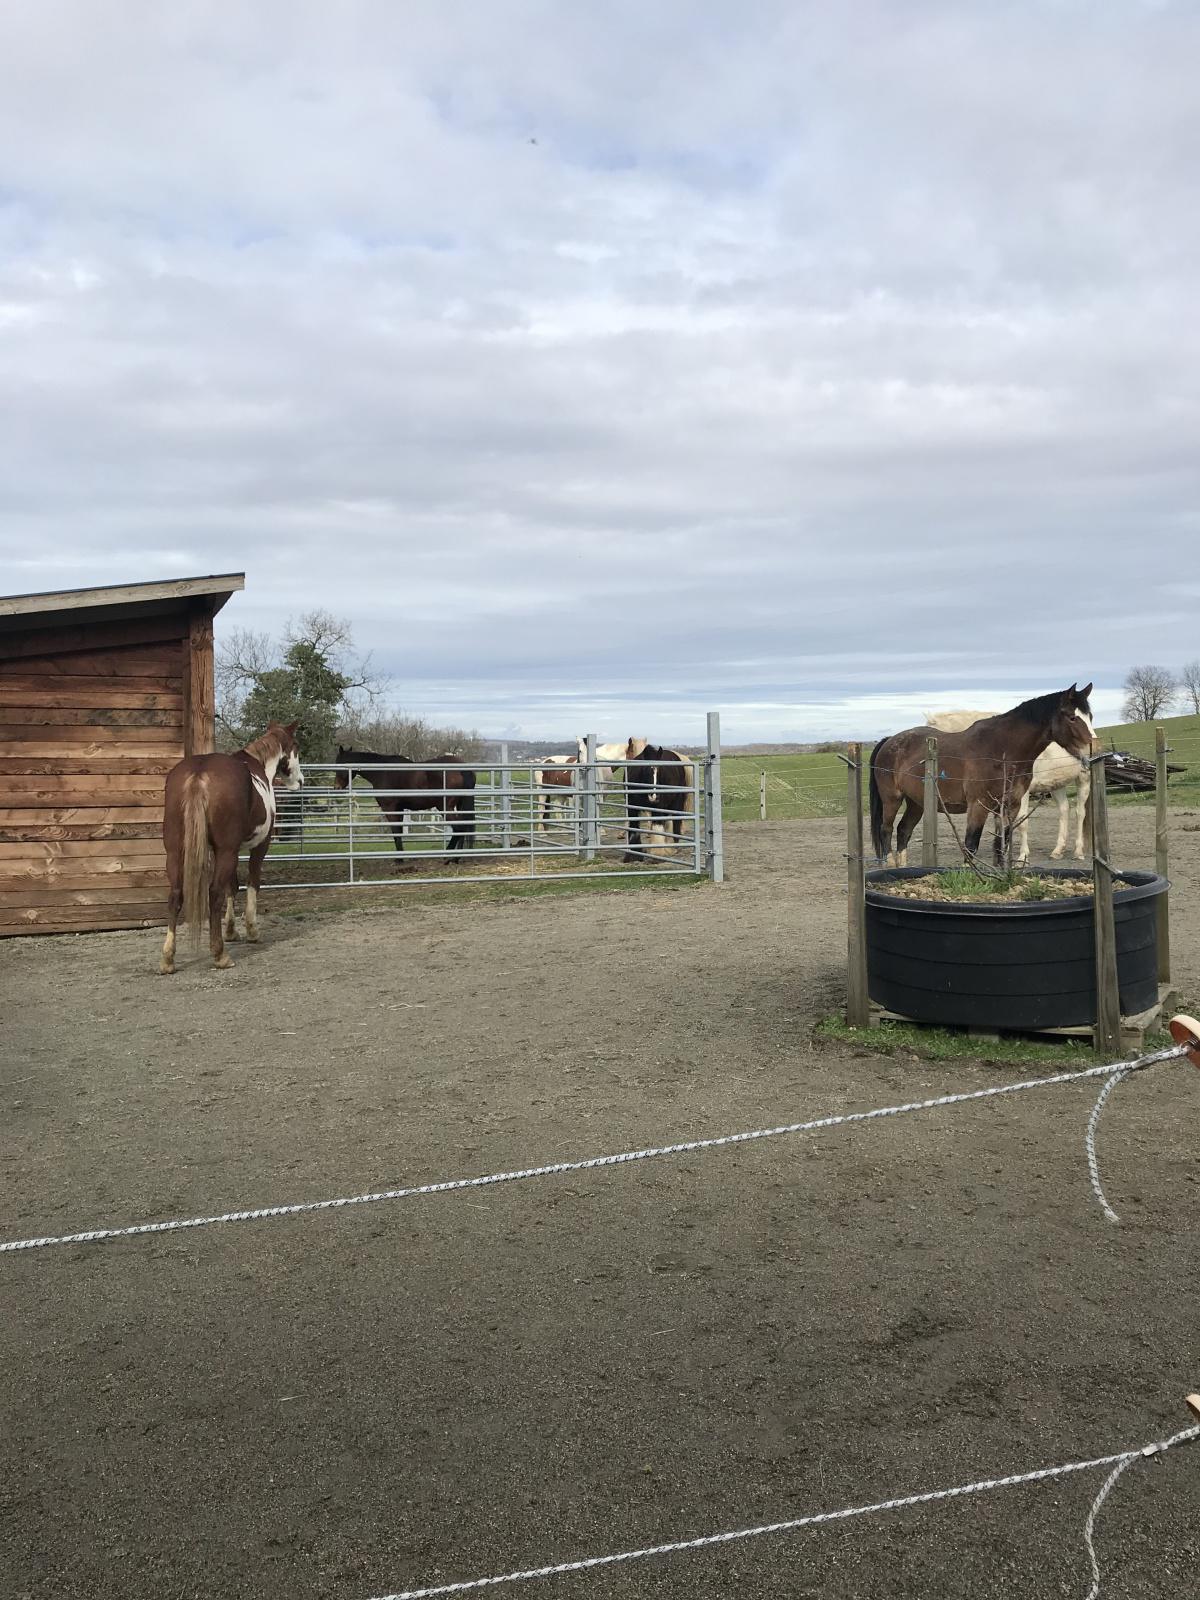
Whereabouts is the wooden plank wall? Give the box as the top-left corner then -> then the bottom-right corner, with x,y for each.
0,612 -> 185,935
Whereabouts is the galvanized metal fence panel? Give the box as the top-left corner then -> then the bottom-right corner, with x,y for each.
252,728 -> 722,891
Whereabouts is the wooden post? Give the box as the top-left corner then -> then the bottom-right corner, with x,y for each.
846,743 -> 869,1027
1155,725 -> 1171,983
922,734 -> 939,869
1090,740 -> 1121,1056
186,606 -> 215,757
759,770 -> 767,821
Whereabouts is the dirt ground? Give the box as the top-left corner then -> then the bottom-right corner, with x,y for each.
2,808 -> 1199,1600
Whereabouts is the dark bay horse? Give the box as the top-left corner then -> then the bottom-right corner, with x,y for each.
623,740 -> 693,862
333,747 -> 476,854
160,722 -> 303,973
869,684 -> 1093,867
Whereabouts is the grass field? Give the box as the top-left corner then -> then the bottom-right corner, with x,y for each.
720,711 -> 1200,821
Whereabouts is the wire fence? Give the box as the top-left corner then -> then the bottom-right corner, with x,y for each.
723,730 -> 1200,833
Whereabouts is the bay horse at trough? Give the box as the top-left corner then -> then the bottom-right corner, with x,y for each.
623,738 -> 694,862
160,721 -> 303,974
925,703 -> 1095,865
869,684 -> 1093,867
333,747 -> 476,855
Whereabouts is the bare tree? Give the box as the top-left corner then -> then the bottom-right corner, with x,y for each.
1179,659 -> 1200,715
337,708 -> 485,761
215,612 -> 387,754
1121,665 -> 1177,723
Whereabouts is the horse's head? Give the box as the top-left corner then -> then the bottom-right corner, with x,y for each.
1053,684 -> 1095,757
332,744 -> 351,792
625,736 -> 649,760
270,721 -> 304,791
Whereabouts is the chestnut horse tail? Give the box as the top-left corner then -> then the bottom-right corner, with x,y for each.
868,737 -> 888,859
181,776 -> 213,937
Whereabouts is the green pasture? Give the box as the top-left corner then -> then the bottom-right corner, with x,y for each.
721,711 -> 1200,822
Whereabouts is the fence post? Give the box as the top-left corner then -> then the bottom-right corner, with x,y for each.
692,756 -> 703,874
1155,725 -> 1171,984
759,770 -> 767,821
499,742 -> 511,852
704,712 -> 724,882
846,742 -> 869,1027
922,734 -> 939,869
1089,741 -> 1121,1056
581,733 -> 598,862
347,760 -> 356,885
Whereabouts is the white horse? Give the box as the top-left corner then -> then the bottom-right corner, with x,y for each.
924,708 -> 1094,864
574,737 -> 623,790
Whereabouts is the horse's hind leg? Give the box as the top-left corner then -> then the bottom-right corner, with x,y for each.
1015,792 -> 1033,865
222,866 -> 240,943
1049,787 -> 1069,860
209,847 -> 238,969
894,798 -> 923,867
1073,766 -> 1090,860
244,841 -> 268,941
964,801 -> 991,861
160,867 -> 183,975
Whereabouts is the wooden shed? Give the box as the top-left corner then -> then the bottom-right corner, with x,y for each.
0,573 -> 244,936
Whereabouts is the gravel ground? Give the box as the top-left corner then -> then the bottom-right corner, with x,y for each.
2,808 -> 1198,1600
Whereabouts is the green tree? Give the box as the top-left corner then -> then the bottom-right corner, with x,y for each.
217,611 -> 380,758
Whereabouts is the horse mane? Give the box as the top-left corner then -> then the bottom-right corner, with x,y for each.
243,729 -> 285,765
337,746 -> 413,765
1005,688 -> 1085,726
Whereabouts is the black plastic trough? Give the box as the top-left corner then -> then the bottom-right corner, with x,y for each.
865,867 -> 1167,1031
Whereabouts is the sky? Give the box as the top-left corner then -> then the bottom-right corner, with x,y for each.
1,2 -> 1197,745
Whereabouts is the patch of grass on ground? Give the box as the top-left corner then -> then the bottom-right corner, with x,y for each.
814,1013 -> 1121,1068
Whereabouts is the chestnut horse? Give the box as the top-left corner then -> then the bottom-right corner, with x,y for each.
160,721 -> 303,973
869,684 -> 1093,867
333,747 -> 476,853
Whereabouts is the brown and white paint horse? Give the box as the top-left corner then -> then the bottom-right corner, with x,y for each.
160,722 -> 303,973
869,685 -> 1093,867
623,737 -> 694,861
533,754 -> 579,832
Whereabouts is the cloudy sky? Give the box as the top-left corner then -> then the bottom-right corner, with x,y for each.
1,2 -> 1197,743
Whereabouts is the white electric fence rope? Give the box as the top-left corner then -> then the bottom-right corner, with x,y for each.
367,1421 -> 1200,1600
1084,1065 -> 1137,1224
2,1045 -> 1188,1255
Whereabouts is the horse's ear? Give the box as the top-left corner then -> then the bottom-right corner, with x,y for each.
284,721 -> 299,736
1079,682 -> 1093,700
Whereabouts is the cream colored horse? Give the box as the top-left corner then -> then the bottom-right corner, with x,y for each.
924,707 -> 1093,864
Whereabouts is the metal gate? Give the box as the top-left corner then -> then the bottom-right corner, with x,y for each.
256,714 -> 724,891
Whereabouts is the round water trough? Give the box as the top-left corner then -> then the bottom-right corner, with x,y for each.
865,867 -> 1167,1031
